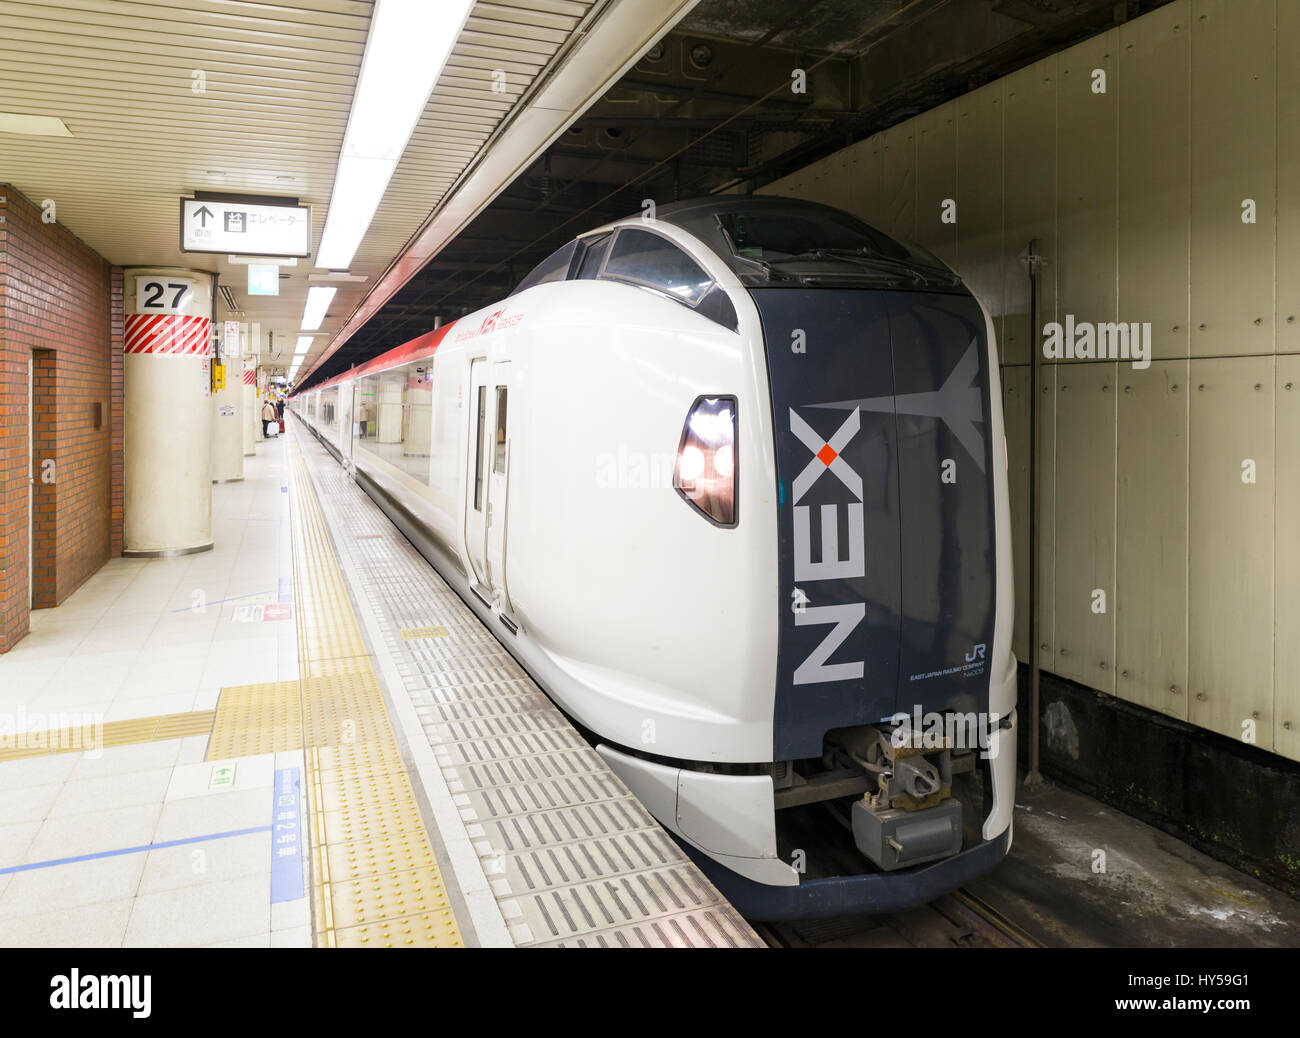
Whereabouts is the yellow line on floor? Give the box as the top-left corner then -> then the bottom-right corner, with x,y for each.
0,710 -> 215,762
283,431 -> 462,947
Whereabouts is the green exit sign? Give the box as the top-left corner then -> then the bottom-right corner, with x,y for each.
209,764 -> 237,790
248,264 -> 279,295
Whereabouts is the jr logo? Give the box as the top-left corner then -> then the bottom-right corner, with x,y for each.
965,643 -> 987,663
789,407 -> 866,685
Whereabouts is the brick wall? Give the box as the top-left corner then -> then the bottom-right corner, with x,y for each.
30,349 -> 56,608
0,185 -> 123,651
110,268 -> 124,557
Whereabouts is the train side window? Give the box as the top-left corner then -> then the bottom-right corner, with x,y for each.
602,228 -> 713,305
473,385 -> 487,510
510,240 -> 578,296
694,283 -> 739,332
575,233 -> 612,279
493,387 -> 508,473
352,376 -> 376,440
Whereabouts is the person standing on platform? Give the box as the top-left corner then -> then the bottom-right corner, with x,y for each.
262,397 -> 278,437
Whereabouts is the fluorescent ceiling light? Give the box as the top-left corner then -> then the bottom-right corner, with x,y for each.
313,159 -> 393,270
313,0 -> 473,270
308,272 -> 369,283
294,335 -> 314,355
0,112 -> 72,137
228,255 -> 297,266
301,287 -> 336,331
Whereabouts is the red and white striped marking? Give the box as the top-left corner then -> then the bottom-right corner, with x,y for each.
242,369 -> 257,386
124,314 -> 211,356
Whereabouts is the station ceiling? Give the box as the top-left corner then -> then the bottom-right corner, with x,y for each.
0,0 -> 686,376
305,0 -> 1174,385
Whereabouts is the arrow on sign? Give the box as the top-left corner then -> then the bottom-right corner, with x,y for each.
194,205 -> 214,227
209,764 -> 236,789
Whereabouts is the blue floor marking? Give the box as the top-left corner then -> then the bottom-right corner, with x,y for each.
0,825 -> 272,875
270,768 -> 304,903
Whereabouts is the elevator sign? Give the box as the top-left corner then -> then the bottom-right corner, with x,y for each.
180,198 -> 312,258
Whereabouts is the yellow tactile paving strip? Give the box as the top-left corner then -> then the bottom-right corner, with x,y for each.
0,709 -> 215,762
284,433 -> 462,948
207,681 -> 302,758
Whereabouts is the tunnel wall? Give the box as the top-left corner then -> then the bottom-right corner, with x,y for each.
758,0 -> 1300,764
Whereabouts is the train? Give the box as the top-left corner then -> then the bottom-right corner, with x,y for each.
292,196 -> 1018,920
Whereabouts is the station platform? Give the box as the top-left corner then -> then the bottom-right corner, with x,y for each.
0,422 -> 762,948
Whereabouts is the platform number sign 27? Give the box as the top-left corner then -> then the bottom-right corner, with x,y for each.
136,277 -> 194,315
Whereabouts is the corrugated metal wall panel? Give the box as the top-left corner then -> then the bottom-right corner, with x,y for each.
1115,360 -> 1188,719
1189,0 -> 1275,359
1118,0 -> 1190,361
1188,357 -> 1274,747
1275,356 -> 1300,762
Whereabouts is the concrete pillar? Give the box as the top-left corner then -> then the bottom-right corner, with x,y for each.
122,267 -> 215,557
211,319 -> 243,483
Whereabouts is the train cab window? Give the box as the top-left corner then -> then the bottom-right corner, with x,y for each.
602,228 -> 713,305
575,233 -> 612,279
473,386 -> 487,510
716,208 -> 911,262
493,387 -> 508,473
510,240 -> 578,296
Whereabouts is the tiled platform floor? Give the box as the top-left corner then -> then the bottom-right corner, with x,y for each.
0,438 -> 310,946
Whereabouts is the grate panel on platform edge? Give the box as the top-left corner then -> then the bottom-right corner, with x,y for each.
297,431 -> 764,949
536,905 -> 761,948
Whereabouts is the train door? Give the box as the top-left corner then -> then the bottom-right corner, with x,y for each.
483,363 -> 511,611
464,358 -> 490,589
339,384 -> 353,461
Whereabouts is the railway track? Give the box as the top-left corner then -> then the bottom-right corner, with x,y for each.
751,887 -> 1043,949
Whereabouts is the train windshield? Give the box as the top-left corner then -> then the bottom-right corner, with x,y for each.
659,198 -> 958,290
717,208 -> 910,262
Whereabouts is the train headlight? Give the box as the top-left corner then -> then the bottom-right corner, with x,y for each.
679,445 -> 706,482
673,396 -> 737,527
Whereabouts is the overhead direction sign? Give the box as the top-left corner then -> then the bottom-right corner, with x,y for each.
180,197 -> 311,258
